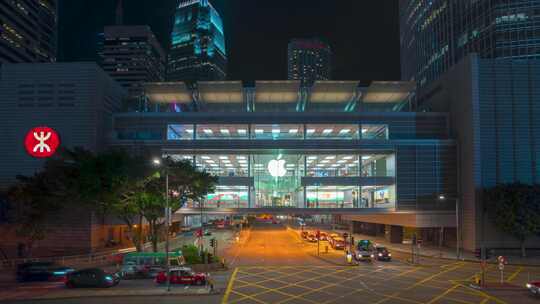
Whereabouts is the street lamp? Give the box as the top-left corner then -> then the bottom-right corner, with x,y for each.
152,157 -> 171,292
438,194 -> 460,260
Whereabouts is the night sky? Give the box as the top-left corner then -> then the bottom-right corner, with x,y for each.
59,0 -> 401,82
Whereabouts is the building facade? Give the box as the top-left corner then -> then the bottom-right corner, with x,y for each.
98,25 -> 166,99
418,54 -> 540,251
400,0 -> 540,88
111,80 -> 459,244
0,62 -> 127,257
168,0 -> 227,82
288,38 -> 332,85
0,0 -> 57,64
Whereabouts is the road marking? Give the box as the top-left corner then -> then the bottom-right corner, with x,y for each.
222,267 -> 238,304
507,266 -> 523,282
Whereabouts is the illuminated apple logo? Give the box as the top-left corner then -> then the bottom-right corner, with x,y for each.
268,159 -> 287,177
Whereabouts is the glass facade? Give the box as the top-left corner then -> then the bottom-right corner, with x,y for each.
167,152 -> 397,210
167,124 -> 389,141
400,0 -> 540,88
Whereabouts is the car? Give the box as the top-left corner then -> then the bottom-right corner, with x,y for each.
526,281 -> 540,296
16,262 -> 74,282
301,231 -> 309,239
328,233 -> 340,241
374,246 -> 392,261
306,233 -> 318,242
65,268 -> 120,288
155,267 -> 206,285
329,237 -> 345,250
319,232 -> 328,241
353,240 -> 375,262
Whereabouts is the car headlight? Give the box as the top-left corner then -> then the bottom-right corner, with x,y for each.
105,275 -> 113,282
378,253 -> 382,257
527,283 -> 532,288
370,254 -> 374,258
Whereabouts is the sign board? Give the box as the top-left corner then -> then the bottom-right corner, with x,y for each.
24,126 -> 60,158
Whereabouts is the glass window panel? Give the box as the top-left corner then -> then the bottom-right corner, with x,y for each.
360,185 -> 395,208
251,124 -> 303,140
306,186 -> 358,208
167,124 -> 194,140
306,155 -> 359,177
360,154 -> 395,177
196,124 -> 249,139
195,154 -> 249,177
361,124 -> 388,140
204,186 -> 249,208
305,124 -> 359,139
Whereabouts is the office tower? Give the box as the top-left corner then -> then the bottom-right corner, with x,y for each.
0,0 -> 57,63
168,0 -> 227,81
400,0 -> 540,88
98,25 -> 166,98
288,38 -> 332,85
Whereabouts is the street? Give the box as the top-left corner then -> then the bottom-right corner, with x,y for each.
2,222 -> 539,304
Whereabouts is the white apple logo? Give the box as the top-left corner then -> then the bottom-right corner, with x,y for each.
268,159 -> 287,177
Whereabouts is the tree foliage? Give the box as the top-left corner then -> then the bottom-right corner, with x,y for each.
483,183 -> 540,257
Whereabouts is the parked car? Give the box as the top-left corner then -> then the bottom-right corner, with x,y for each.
155,267 -> 206,285
16,262 -> 74,282
306,232 -> 318,242
65,268 -> 120,288
353,240 -> 375,262
374,246 -> 392,261
526,281 -> 540,296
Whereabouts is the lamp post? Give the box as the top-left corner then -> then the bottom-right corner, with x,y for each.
153,158 -> 171,292
438,194 -> 460,260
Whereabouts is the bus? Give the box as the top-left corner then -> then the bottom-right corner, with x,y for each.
123,251 -> 184,268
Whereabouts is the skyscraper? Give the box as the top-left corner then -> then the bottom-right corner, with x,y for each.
287,38 -> 332,85
168,0 -> 227,82
0,0 -> 57,63
400,0 -> 540,88
98,25 -> 166,98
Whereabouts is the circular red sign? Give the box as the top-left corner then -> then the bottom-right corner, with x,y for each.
24,126 -> 60,158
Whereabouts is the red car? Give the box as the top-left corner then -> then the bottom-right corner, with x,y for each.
155,267 -> 206,285
527,281 -> 540,296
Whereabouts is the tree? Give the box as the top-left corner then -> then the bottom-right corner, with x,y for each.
483,183 -> 540,257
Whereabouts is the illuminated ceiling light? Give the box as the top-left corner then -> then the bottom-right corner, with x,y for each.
186,129 -> 194,133
325,156 -> 335,160
238,160 -> 247,163
183,156 -> 192,159
307,156 -> 317,160
289,129 -> 298,134
220,129 -> 230,134
219,156 -> 228,160
209,164 -> 219,167
272,129 -> 280,134
221,159 -> 231,163
337,160 -> 347,163
316,164 -> 325,167
361,128 -> 368,133
203,129 -> 213,134
331,164 -> 341,167
339,129 -> 351,134
348,163 -> 356,167
237,129 -> 247,134
320,160 -> 330,164
307,129 -> 315,134
224,164 -> 233,167
323,129 -> 333,134
286,164 -> 295,167
236,156 -> 246,160
343,156 -> 353,160
362,156 -> 371,160
255,129 -> 264,134
201,156 -> 210,159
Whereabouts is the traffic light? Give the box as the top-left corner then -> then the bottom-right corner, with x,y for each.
210,238 -> 216,248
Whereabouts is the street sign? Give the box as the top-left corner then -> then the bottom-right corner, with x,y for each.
498,263 -> 505,271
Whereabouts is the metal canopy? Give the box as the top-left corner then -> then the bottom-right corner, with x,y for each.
144,82 -> 192,104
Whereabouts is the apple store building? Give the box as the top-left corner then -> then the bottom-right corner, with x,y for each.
111,81 -> 458,217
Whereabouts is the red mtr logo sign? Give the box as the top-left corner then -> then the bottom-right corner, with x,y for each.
24,126 -> 60,158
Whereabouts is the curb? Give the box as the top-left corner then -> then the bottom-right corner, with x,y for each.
3,289 -> 223,302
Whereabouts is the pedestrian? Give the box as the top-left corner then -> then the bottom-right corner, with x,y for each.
207,273 -> 215,293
